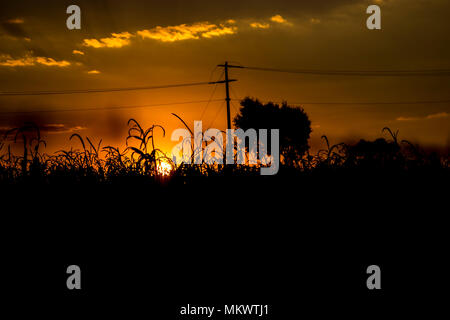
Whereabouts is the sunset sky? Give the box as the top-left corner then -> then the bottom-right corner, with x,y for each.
1,0 -> 449,154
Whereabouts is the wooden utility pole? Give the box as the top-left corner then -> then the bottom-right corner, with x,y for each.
224,61 -> 231,129
217,62 -> 242,130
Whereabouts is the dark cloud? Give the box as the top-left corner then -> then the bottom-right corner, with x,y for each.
1,19 -> 28,39
0,123 -> 86,140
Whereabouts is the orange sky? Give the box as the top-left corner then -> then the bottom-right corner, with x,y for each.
1,0 -> 449,156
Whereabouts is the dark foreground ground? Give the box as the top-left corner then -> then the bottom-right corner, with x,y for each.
1,167 -> 448,318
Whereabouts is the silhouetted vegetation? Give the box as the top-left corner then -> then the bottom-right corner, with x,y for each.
0,102 -> 448,186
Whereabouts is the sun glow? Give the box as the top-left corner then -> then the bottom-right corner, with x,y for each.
157,160 -> 173,176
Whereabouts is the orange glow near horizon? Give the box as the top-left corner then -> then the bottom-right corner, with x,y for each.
0,1 -> 449,153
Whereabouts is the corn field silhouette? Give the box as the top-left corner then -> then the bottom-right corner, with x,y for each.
0,114 -> 448,185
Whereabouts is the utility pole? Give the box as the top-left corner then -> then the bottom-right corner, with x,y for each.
224,62 -> 231,129
217,62 -> 242,130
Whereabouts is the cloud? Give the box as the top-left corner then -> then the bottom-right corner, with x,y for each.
396,112 -> 449,121
0,54 -> 34,66
5,18 -> 24,24
270,14 -> 292,25
34,57 -> 70,67
87,70 -> 100,74
396,116 -> 418,121
310,18 -> 321,24
82,20 -> 237,48
201,26 -> 236,38
426,112 -> 448,119
72,50 -> 84,55
1,18 -> 28,39
0,54 -> 70,67
83,32 -> 134,48
250,22 -> 270,29
42,124 -> 87,135
0,124 -> 86,138
137,22 -> 237,42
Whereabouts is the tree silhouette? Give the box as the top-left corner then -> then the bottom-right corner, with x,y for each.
233,97 -> 311,167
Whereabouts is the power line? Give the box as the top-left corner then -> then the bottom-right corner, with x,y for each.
0,99 -> 225,115
2,97 -> 448,116
227,64 -> 450,77
229,87 -> 241,113
230,100 -> 240,115
0,81 -> 219,96
230,98 -> 450,105
200,70 -> 224,121
208,101 -> 226,129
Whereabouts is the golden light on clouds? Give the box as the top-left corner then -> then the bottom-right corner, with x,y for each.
201,26 -> 236,38
72,50 -> 84,55
82,20 -> 238,48
0,54 -> 70,67
83,32 -> 133,48
137,22 -> 236,42
80,17 -> 288,48
87,70 -> 101,74
270,14 -> 292,25
250,22 -> 270,29
35,57 -> 71,67
0,54 -> 34,66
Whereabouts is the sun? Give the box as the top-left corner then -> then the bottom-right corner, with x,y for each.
157,160 -> 173,176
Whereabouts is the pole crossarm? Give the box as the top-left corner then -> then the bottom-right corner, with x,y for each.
217,62 -> 239,130
209,80 -> 237,84
217,64 -> 244,69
